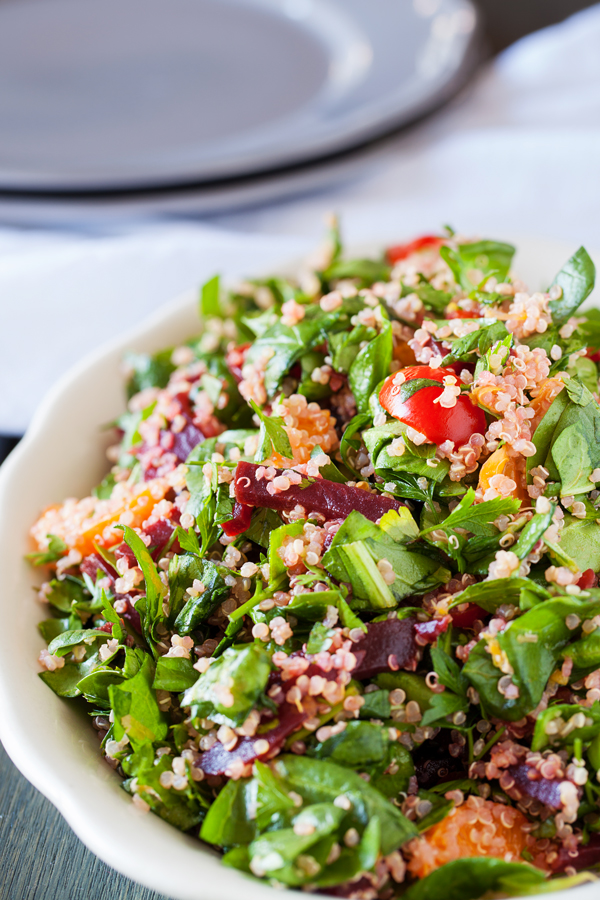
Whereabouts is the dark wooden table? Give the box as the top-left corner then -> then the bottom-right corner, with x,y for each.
1,1 -> 597,896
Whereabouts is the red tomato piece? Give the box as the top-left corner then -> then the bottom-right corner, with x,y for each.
386,235 -> 444,265
379,365 -> 487,447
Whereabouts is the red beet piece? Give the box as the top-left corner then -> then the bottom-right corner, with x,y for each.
80,552 -> 116,583
222,501 -> 253,537
352,617 -> 419,680
114,516 -> 178,567
234,461 -> 404,523
508,763 -> 563,809
552,833 -> 600,872
199,701 -> 307,776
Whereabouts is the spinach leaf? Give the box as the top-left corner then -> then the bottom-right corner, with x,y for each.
559,514 -> 600,572
549,246 -> 596,326
251,400 -> 293,461
274,755 -> 418,854
340,413 -> 372,475
440,320 -> 509,367
348,319 -> 393,414
322,510 -> 448,608
308,721 -> 389,772
39,651 -> 102,698
201,777 -> 256,846
199,274 -> 220,318
512,504 -> 554,559
531,701 -> 600,751
117,525 -> 165,654
244,507 -> 283,548
109,654 -> 168,750
430,646 -> 469,697
181,643 -> 271,727
27,533 -> 67,566
441,240 -> 515,291
323,257 -> 391,287
450,576 -> 550,612
464,594 -> 600,720
170,556 -> 230,634
153,656 -> 198,692
125,750 -> 207,831
77,667 -> 125,707
329,326 -> 373,374
402,857 -> 548,900
420,691 -> 468,727
124,349 -> 175,399
421,488 -> 519,537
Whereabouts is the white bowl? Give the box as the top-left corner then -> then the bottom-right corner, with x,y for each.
0,236 -> 598,900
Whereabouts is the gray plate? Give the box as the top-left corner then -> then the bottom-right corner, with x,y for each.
0,0 -> 478,193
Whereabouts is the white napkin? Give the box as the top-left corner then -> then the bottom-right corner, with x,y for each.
2,4 -> 600,434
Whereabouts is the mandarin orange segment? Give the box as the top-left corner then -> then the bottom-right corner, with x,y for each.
478,445 -> 528,503
530,376 -> 565,432
406,798 -> 530,878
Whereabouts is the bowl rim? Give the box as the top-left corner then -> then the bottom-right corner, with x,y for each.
1,235 -> 599,900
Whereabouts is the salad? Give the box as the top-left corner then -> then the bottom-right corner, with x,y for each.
29,225 -> 600,899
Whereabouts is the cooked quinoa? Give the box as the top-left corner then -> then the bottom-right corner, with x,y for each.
29,225 -> 600,899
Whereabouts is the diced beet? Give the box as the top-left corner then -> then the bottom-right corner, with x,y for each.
352,617 -> 418,679
234,461 -> 404,524
508,763 -> 563,809
222,501 -> 253,537
321,877 -> 374,898
170,421 -> 205,462
552,833 -> 600,872
450,603 -> 487,629
118,595 -> 143,634
80,552 -> 116,583
414,615 -> 451,644
98,622 -> 113,634
199,701 -> 307,776
114,516 -> 178,567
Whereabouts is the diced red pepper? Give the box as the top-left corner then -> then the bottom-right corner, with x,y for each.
234,461 -> 404,523
387,235 -> 444,265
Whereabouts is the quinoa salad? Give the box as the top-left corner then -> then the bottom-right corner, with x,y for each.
29,225 -> 600,899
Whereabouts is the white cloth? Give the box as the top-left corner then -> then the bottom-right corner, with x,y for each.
2,4 -> 600,433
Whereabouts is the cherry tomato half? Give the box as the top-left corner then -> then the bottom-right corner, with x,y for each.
379,365 -> 487,447
386,235 -> 444,265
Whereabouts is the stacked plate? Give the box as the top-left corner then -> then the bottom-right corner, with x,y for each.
0,0 -> 480,223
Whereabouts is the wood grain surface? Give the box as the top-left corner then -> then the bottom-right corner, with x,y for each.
0,740 -> 171,900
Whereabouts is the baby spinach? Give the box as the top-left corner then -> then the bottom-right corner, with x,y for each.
152,656 -> 198,693
251,400 -> 293,461
440,320 -> 509,367
170,556 -> 230,634
403,857 -> 551,900
440,240 -> 515,291
199,274 -> 220,318
117,524 -> 165,654
348,319 -> 393,414
182,642 -> 271,727
124,349 -> 175,399
531,701 -> 600,751
464,594 -> 600,720
549,246 -> 596,326
109,654 -> 168,751
27,533 -> 67,566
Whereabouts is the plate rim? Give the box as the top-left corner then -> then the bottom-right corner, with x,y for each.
0,0 -> 480,193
